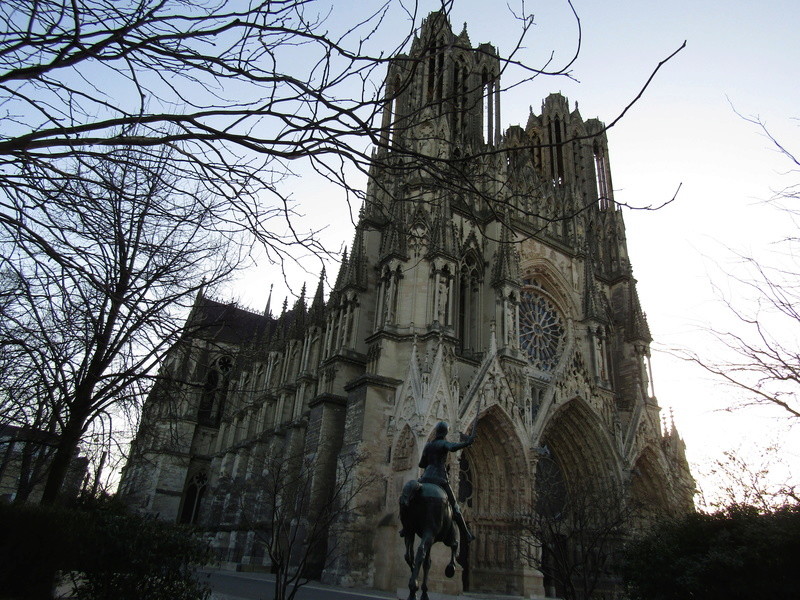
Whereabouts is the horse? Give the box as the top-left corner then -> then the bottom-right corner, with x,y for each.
399,480 -> 459,600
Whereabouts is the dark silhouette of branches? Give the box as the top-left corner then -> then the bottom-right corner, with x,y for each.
673,118 -> 800,422
231,450 -> 375,600
0,144 -> 241,503
696,445 -> 798,513
509,465 -> 633,600
0,0 -> 686,262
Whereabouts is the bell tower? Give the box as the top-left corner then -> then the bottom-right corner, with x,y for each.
378,11 -> 501,157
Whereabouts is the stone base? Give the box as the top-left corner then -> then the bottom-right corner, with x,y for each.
236,562 -> 272,573
396,588 -> 551,600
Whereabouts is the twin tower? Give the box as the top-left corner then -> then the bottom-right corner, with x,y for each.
120,12 -> 693,598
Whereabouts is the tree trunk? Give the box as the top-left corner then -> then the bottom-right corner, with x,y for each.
13,440 -> 35,503
39,417 -> 84,505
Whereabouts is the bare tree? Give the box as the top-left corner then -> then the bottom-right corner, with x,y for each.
0,0 -> 540,258
229,449 -> 375,600
696,444 -> 798,513
0,323 -> 61,502
0,1 -> 685,253
0,145 -> 241,504
511,465 -> 634,600
676,117 -> 800,421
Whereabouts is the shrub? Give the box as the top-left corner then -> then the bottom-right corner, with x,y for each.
622,504 -> 800,600
0,500 -> 210,600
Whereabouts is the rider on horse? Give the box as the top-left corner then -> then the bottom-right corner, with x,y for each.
402,421 -> 476,543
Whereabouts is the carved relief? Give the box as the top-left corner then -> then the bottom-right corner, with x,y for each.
392,425 -> 417,472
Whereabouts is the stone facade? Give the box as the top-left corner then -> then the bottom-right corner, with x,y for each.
119,12 -> 694,598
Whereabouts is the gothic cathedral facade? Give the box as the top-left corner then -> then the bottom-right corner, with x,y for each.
120,12 -> 693,598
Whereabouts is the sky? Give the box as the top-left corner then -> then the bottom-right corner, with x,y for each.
229,0 -> 800,500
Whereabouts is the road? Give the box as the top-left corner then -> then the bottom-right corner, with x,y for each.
202,569 -> 398,600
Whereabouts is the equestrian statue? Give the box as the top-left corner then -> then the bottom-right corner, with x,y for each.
399,420 -> 476,600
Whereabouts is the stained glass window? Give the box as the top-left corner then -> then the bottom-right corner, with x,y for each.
519,290 -> 564,371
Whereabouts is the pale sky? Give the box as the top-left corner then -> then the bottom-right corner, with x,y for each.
231,0 -> 800,500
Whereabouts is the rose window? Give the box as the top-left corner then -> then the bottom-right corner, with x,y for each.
519,290 -> 565,371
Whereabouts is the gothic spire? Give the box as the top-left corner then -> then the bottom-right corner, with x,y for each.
275,296 -> 289,342
457,21 -> 471,46
624,267 -> 652,343
429,196 -> 457,259
333,246 -> 349,292
491,220 -> 520,287
309,268 -> 326,326
342,224 -> 368,290
289,284 -> 307,338
264,283 -> 274,317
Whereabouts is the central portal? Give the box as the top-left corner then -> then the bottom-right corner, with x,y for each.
455,406 -> 532,595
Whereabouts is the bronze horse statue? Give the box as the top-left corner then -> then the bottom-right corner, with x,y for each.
399,479 -> 459,600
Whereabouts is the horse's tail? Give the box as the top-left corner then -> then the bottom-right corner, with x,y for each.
400,479 -> 422,508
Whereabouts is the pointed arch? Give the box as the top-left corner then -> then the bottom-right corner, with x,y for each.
519,262 -> 576,318
409,223 -> 428,259
178,469 -> 208,524
539,397 -> 621,490
459,404 -> 531,593
630,445 -> 672,525
517,262 -> 576,380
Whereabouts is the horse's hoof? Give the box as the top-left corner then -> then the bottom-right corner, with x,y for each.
445,564 -> 455,578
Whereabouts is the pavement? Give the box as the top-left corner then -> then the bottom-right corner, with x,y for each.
201,568 -> 397,600
201,567 -> 546,600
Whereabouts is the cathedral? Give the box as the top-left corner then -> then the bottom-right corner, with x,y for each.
119,12 -> 693,598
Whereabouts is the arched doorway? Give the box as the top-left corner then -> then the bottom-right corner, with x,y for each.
630,447 -> 672,529
535,399 -> 625,599
456,405 -> 530,595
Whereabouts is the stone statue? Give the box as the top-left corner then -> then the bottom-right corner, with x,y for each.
418,421 -> 475,543
436,277 -> 450,324
398,421 -> 476,600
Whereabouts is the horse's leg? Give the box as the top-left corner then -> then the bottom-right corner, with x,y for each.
445,536 -> 458,578
407,541 -> 418,600
404,533 -> 414,568
409,532 -> 431,600
407,542 -> 417,600
420,535 -> 433,600
407,533 -> 427,600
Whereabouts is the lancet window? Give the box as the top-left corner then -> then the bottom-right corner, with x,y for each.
482,68 -> 498,145
383,74 -> 402,147
457,254 -> 481,353
452,57 -> 469,134
197,355 -> 233,427
594,142 -> 611,208
179,471 -> 208,525
425,37 -> 445,105
549,117 -> 566,185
